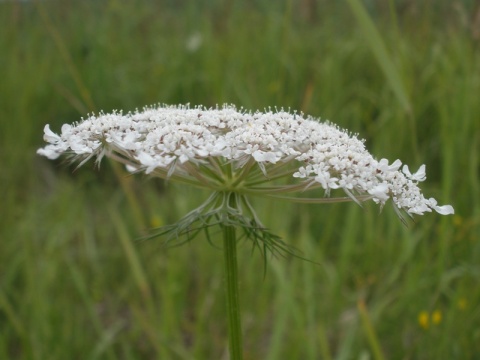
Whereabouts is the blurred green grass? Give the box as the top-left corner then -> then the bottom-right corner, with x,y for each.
1,0 -> 479,359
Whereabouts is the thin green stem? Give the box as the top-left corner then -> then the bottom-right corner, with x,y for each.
222,202 -> 244,360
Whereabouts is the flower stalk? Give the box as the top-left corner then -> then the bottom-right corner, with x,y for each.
222,199 -> 243,359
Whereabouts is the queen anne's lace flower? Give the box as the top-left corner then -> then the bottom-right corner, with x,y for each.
37,104 -> 454,217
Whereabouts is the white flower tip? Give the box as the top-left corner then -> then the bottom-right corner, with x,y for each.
434,204 -> 455,215
252,150 -> 278,163
403,164 -> 426,182
368,183 -> 390,201
125,165 -> 138,173
389,159 -> 402,171
136,152 -> 156,174
61,123 -> 72,134
37,147 -> 60,160
43,124 -> 61,143
427,198 -> 454,215
416,164 -> 426,178
378,158 -> 401,172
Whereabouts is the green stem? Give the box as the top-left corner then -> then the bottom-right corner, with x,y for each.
223,223 -> 244,359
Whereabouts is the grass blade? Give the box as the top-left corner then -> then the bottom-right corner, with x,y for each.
347,0 -> 411,114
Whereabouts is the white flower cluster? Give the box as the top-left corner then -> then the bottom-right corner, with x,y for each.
37,104 -> 453,216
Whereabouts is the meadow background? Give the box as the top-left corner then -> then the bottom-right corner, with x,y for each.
1,0 -> 479,359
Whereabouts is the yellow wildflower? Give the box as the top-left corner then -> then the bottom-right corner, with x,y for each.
418,311 -> 429,330
431,310 -> 442,325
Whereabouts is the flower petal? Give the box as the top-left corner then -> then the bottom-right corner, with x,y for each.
43,124 -> 61,143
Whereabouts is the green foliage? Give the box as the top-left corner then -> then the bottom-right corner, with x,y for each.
1,1 -> 479,359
